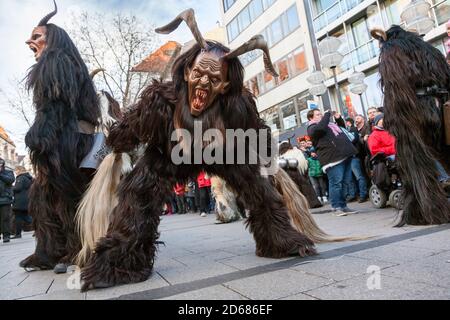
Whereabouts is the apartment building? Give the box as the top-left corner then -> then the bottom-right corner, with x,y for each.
0,125 -> 18,170
221,0 -> 450,138
309,0 -> 450,117
220,0 -> 321,139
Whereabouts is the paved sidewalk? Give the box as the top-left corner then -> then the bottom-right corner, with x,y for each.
1,202 -> 449,300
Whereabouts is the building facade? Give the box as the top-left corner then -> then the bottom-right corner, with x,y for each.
220,0 -> 450,139
220,0 -> 321,139
309,0 -> 450,118
0,125 -> 19,170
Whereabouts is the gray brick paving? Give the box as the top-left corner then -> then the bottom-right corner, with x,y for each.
0,202 -> 449,300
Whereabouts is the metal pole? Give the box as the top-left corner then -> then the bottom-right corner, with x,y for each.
332,67 -> 344,115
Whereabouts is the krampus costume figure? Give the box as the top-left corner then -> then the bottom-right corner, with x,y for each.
211,176 -> 244,223
371,26 -> 450,226
78,9 -> 344,291
20,1 -> 102,273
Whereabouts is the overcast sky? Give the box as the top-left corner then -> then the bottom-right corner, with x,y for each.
0,0 -> 221,154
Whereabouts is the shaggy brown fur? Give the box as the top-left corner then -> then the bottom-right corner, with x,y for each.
80,42 -> 318,291
20,23 -> 100,271
378,26 -> 450,226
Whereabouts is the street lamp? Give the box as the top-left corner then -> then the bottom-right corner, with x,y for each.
349,70 -> 368,117
318,36 -> 345,114
401,0 -> 434,35
307,70 -> 327,97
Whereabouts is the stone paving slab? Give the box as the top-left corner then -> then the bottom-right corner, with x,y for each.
382,250 -> 450,289
347,243 -> 444,264
86,272 -> 169,300
1,204 -> 449,300
224,269 -> 334,300
160,284 -> 248,300
291,255 -> 397,282
304,274 -> 450,300
219,253 -> 290,270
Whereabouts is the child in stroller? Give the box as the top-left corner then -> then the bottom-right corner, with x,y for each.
368,152 -> 403,209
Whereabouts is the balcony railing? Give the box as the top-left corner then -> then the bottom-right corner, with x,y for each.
430,0 -> 450,26
323,38 -> 379,79
313,0 -> 365,32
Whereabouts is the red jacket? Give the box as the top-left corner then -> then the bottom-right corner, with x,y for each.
197,172 -> 211,188
368,127 -> 396,157
174,183 -> 185,196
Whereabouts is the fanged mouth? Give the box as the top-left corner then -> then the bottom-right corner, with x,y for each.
192,88 -> 209,112
29,46 -> 38,57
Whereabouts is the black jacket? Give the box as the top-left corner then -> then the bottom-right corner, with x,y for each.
13,173 -> 33,212
0,168 -> 15,205
307,112 -> 357,168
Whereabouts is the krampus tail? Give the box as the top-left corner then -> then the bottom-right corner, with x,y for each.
274,169 -> 367,243
76,152 -> 132,267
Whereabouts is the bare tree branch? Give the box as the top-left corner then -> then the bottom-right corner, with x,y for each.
67,12 -> 160,109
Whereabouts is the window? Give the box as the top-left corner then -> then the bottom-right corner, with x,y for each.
263,0 -> 276,10
281,100 -> 297,130
238,6 -> 251,31
248,46 -> 308,97
239,50 -> 262,66
249,0 -> 264,21
248,76 -> 260,96
364,70 -> 383,110
432,0 -> 450,25
223,0 -> 237,12
290,47 -> 308,74
286,5 -> 300,33
264,71 -> 276,91
265,4 -> 300,48
277,59 -> 289,82
316,0 -> 336,12
384,0 -> 402,26
226,0 -> 277,42
270,18 -> 284,46
262,107 -> 281,132
227,18 -> 239,41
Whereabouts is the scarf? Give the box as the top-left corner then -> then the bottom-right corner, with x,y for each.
309,120 -> 343,137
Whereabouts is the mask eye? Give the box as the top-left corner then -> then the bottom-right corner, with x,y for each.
192,70 -> 201,78
211,78 -> 219,85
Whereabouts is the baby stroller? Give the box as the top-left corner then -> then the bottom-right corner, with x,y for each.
368,152 -> 403,209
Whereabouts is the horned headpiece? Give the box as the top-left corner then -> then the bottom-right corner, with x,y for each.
38,0 -> 58,26
156,9 -> 279,77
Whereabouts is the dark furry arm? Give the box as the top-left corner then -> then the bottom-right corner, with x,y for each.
107,81 -> 175,153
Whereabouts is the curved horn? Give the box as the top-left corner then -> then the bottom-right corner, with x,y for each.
38,0 -> 58,26
155,9 -> 207,50
370,28 -> 387,42
223,35 -> 279,77
90,68 -> 106,79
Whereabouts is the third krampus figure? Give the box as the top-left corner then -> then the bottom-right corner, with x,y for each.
372,26 -> 450,225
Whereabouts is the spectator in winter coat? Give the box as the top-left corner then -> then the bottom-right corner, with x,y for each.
173,183 -> 186,214
368,114 -> 396,157
185,180 -> 197,213
197,172 -> 212,217
345,118 -> 368,203
307,109 -> 358,216
0,158 -> 15,243
12,167 -> 33,238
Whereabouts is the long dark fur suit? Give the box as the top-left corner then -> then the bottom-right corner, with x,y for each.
22,24 -> 101,269
80,42 -> 316,290
379,26 -> 450,225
